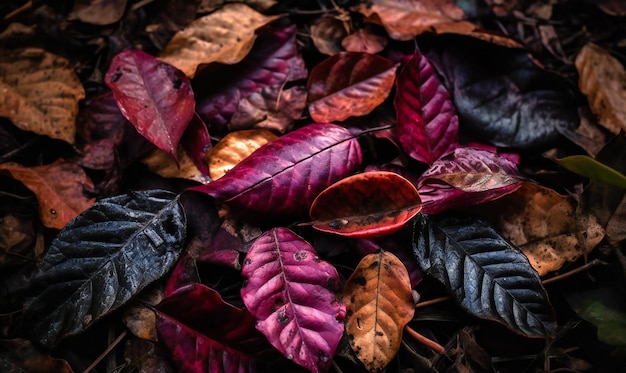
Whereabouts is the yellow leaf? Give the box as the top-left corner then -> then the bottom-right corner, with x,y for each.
141,146 -> 212,184
342,251 -> 415,372
0,48 -> 85,143
204,129 -> 277,180
159,4 -> 282,78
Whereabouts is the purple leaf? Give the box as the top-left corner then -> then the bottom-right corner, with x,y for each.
241,228 -> 345,373
196,25 -> 307,135
394,48 -> 458,165
181,113 -> 211,176
105,49 -> 195,160
191,123 -> 362,219
417,147 -> 524,214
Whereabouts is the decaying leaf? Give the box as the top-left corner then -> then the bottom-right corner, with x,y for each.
576,43 -> 626,134
141,145 -> 211,184
0,48 -> 85,143
474,183 -> 605,275
124,338 -> 174,373
342,250 -> 415,372
309,171 -> 422,238
310,16 -> 347,55
204,129 -> 277,180
69,0 -> 128,25
0,339 -> 73,373
159,4 -> 281,77
0,214 -> 43,267
0,159 -> 95,229
341,28 -> 388,54
122,286 -> 164,342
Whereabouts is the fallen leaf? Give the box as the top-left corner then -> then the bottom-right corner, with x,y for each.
181,113 -> 212,176
0,339 -> 72,373
342,250 -> 415,372
69,0 -> 127,25
309,171 -> 422,238
204,129 -> 277,180
141,145 -> 211,184
0,48 -> 85,143
0,159 -> 95,229
307,52 -> 398,123
122,286 -> 164,342
159,4 -> 281,77
557,155 -> 626,189
198,0 -> 277,13
576,43 -> 626,134
0,214 -> 42,267
596,0 -> 626,16
310,16 -> 347,55
124,338 -> 174,373
341,27 -> 388,54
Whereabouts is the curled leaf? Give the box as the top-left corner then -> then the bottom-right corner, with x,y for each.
310,16 -> 347,55
241,228 -> 345,373
309,171 -> 422,238
342,250 -> 415,372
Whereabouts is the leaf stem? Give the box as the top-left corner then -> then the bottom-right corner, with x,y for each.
415,295 -> 450,309
83,329 -> 127,373
404,325 -> 445,354
541,259 -> 608,285
3,1 -> 32,21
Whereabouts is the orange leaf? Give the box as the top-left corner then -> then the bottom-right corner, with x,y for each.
0,159 -> 95,229
309,171 -> 422,238
342,251 -> 415,372
141,145 -> 211,184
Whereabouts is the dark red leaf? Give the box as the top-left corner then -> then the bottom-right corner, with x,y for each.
164,254 -> 199,297
394,49 -> 459,165
181,113 -> 211,176
191,123 -> 362,219
309,171 -> 422,238
307,52 -> 398,123
105,49 -> 195,160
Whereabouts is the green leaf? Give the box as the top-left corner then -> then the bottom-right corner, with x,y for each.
557,155 -> 626,189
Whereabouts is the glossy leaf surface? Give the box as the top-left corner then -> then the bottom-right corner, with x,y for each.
241,228 -> 345,373
105,49 -> 195,160
412,213 -> 556,337
192,123 -> 362,219
22,190 -> 186,347
342,250 -> 415,372
309,171 -> 422,238
395,48 -> 459,165
307,52 -> 398,123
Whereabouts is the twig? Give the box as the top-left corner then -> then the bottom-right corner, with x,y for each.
0,137 -> 40,163
404,325 -> 446,354
415,296 -> 450,309
83,329 -> 128,373
3,1 -> 32,21
542,259 -> 608,285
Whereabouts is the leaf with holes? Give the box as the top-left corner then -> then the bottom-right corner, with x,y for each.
307,52 -> 398,123
241,228 -> 345,373
309,171 -> 422,238
191,123 -> 362,219
342,250 -> 415,372
411,213 -> 556,337
21,190 -> 186,347
394,48 -> 458,165
105,49 -> 195,160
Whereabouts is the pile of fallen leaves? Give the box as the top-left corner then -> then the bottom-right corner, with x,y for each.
1,0 -> 626,372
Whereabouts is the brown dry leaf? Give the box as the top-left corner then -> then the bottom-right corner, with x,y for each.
342,250 -> 415,372
473,182 -> 604,276
311,16 -> 347,55
68,0 -> 128,25
342,28 -> 388,54
204,129 -> 277,180
0,214 -> 43,267
0,159 -> 95,229
576,43 -> 626,134
159,4 -> 282,78
355,0 -> 465,41
434,21 -> 524,48
199,0 -> 277,13
0,48 -> 85,143
122,286 -> 164,342
0,339 -> 73,373
141,146 -> 212,184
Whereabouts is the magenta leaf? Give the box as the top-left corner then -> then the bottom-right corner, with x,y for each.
394,48 -> 459,165
191,123 -> 362,219
181,113 -> 211,176
241,228 -> 345,373
105,49 -> 195,160
417,147 -> 524,214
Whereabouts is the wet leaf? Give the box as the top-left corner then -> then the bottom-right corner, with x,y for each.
307,52 -> 398,123
412,213 -> 556,337
69,0 -> 127,25
310,16 -> 347,55
0,159 -> 95,229
557,155 -> 626,189
191,123 -> 362,219
356,0 -> 465,41
159,4 -> 281,78
309,171 -> 422,238
0,48 -> 85,143
22,190 -> 186,347
575,43 -> 626,134
204,129 -> 277,180
341,28 -> 388,54
0,339 -> 72,373
342,250 -> 414,372
241,228 -> 345,373
394,48 -> 459,165
196,25 -> 307,134
419,34 -> 579,148
105,49 -> 195,161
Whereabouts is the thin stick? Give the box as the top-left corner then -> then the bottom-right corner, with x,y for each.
415,296 -> 450,309
404,325 -> 446,354
4,1 -> 32,21
83,330 -> 128,373
542,259 -> 607,285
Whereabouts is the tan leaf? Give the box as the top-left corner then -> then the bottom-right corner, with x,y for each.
355,0 -> 465,41
0,159 -> 95,229
434,21 -> 524,48
0,48 -> 85,143
311,16 -> 347,55
159,4 -> 282,78
204,129 -> 277,180
122,286 -> 163,342
342,251 -> 415,372
576,43 -> 626,134
69,0 -> 128,25
473,182 -> 604,276
342,28 -> 388,54
141,146 -> 212,184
